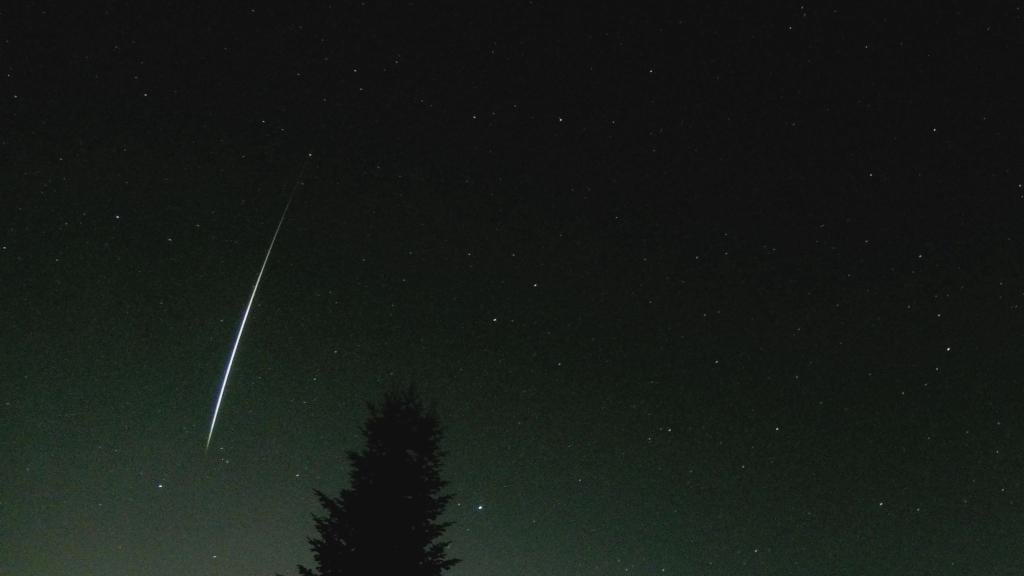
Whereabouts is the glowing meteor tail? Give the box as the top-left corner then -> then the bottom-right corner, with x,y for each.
206,156 -> 310,451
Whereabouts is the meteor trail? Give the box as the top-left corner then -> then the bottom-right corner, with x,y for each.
206,156 -> 310,451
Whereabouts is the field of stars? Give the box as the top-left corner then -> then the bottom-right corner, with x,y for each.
3,4 -> 1023,575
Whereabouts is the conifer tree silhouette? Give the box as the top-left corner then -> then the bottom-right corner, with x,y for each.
292,388 -> 459,576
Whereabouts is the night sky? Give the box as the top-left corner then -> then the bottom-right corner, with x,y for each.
3,3 -> 1024,575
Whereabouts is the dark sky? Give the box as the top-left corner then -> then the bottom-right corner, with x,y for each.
3,3 -> 1023,575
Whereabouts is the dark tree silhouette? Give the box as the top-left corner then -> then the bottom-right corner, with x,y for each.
292,387 -> 459,576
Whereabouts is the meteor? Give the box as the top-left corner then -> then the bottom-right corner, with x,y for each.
205,156 -> 310,451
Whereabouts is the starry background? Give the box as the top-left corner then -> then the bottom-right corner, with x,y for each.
2,3 -> 1024,575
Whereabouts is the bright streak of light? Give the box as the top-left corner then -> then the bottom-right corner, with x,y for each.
206,156 -> 310,451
